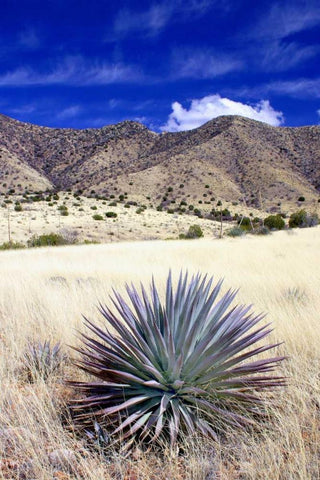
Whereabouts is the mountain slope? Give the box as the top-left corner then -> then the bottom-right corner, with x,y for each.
0,113 -> 319,210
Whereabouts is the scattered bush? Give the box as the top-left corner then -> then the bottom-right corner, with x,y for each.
298,196 -> 305,202
70,272 -> 285,447
180,224 -> 204,239
92,214 -> 104,221
27,233 -> 69,247
226,226 -> 245,237
105,211 -> 117,218
0,240 -> 25,250
289,210 -> 319,228
14,204 -> 23,212
264,214 -> 285,230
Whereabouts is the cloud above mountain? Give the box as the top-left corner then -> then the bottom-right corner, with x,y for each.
161,94 -> 284,132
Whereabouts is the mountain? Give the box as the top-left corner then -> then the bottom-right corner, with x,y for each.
0,113 -> 319,211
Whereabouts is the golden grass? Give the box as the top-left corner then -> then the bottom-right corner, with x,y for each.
0,228 -> 319,479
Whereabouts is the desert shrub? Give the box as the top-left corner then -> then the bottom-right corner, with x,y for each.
70,272 -> 285,447
237,216 -> 252,231
14,204 -> 23,212
108,201 -> 117,207
0,240 -> 25,250
289,210 -> 319,228
180,224 -> 204,239
136,208 -> 144,214
226,226 -> 245,237
298,196 -> 305,202
92,214 -> 104,221
90,206 -> 98,210
264,214 -> 285,230
27,233 -> 69,247
105,211 -> 117,218
23,340 -> 67,382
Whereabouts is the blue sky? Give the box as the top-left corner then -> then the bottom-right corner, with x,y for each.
0,0 -> 319,131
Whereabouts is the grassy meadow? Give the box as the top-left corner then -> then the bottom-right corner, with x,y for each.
0,228 -> 319,479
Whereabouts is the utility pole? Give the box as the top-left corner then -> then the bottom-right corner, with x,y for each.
7,205 -> 11,243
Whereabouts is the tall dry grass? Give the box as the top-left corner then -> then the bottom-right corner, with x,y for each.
0,228 -> 319,479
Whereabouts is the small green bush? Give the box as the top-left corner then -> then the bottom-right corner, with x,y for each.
0,241 -> 25,250
264,214 -> 285,230
298,196 -> 305,202
185,224 -> 204,239
226,226 -> 245,237
27,233 -> 69,247
289,210 -> 319,228
105,211 -> 117,218
237,217 -> 252,231
93,214 -> 104,221
14,204 -> 23,212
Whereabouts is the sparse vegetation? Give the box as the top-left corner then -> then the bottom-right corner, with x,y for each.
27,233 -> 70,247
105,211 -> 117,218
22,340 -> 67,382
289,210 -> 319,228
92,214 -> 104,221
180,224 -> 204,239
264,214 -> 285,230
0,240 -> 25,250
226,226 -> 245,237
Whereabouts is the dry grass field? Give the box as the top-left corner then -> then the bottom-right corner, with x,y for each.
0,228 -> 319,479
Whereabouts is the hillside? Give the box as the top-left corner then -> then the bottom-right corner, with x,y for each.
0,113 -> 319,211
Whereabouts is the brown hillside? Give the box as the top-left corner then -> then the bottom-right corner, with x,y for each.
0,113 -> 319,211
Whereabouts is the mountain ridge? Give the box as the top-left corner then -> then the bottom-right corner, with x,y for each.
0,113 -> 319,212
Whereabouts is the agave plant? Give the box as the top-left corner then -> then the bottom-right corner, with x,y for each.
23,340 -> 66,381
70,272 -> 285,446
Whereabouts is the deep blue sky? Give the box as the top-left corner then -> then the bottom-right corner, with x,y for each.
0,0 -> 319,131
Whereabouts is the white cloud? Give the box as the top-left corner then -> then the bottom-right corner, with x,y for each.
260,41 -> 319,71
0,56 -> 141,87
266,78 -> 320,98
112,0 -> 216,39
18,29 -> 40,49
161,94 -> 284,132
253,1 -> 320,40
113,4 -> 171,38
56,105 -> 81,119
171,49 -> 243,79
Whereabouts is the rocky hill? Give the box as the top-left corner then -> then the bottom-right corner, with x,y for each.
0,113 -> 319,211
